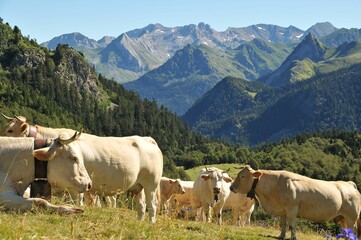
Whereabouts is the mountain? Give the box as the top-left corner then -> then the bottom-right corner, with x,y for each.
304,22 -> 338,39
41,32 -> 101,49
124,40 -> 292,115
260,33 -> 326,87
321,28 -> 361,47
183,63 -> 361,145
259,34 -> 361,87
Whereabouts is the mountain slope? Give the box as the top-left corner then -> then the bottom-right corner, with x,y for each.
321,28 -> 361,47
124,40 -> 291,115
260,34 -> 361,87
183,63 -> 361,145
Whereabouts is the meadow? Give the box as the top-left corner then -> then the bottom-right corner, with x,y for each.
0,206 -> 329,240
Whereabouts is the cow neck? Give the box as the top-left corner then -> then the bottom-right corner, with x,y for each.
28,125 -> 48,180
246,178 -> 259,200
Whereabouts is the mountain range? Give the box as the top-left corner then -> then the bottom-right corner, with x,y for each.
41,22 -> 361,115
40,22 -> 361,145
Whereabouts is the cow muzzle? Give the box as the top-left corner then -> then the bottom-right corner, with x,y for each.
213,187 -> 220,194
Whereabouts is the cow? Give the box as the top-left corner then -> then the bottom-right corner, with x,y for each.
169,180 -> 196,218
158,177 -> 185,215
192,167 -> 233,225
0,133 -> 91,214
230,165 -> 361,240
0,115 -> 163,223
222,191 -> 255,226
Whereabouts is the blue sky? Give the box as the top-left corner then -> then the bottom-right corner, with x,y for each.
1,0 -> 360,43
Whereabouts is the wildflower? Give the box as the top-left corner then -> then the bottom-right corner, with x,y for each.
336,228 -> 358,240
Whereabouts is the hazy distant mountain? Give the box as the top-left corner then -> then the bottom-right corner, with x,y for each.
303,22 -> 338,39
42,22 -> 319,83
41,32 -> 101,49
183,63 -> 361,145
320,27 -> 361,47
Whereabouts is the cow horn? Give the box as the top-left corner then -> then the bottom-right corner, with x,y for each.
14,115 -> 26,122
205,166 -> 214,172
223,168 -> 231,173
1,113 -> 14,121
59,130 -> 82,145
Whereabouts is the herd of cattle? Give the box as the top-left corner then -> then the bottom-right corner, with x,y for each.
0,114 -> 361,240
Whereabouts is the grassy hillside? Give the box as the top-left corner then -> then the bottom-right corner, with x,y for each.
0,206 -> 331,239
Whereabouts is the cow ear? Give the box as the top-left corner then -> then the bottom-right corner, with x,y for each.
169,179 -> 176,184
223,176 -> 233,183
33,148 -> 56,161
20,123 -> 29,135
253,171 -> 262,178
201,174 -> 210,181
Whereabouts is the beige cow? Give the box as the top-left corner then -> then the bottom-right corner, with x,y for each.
230,165 -> 361,240
158,177 -> 185,215
0,134 -> 91,213
170,180 -> 196,218
1,115 -> 163,223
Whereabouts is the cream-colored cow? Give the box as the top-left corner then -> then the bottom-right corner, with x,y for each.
230,165 -> 361,240
193,167 -> 233,225
0,134 -> 91,213
1,115 -> 163,223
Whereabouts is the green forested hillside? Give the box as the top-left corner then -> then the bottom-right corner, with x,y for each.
0,19 -> 205,178
184,63 -> 361,146
177,130 -> 361,187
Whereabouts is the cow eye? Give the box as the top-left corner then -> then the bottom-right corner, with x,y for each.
7,129 -> 13,133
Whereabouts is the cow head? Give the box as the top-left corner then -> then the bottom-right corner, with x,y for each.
230,165 -> 262,194
33,131 -> 92,193
0,114 -> 29,137
170,179 -> 185,194
201,167 -> 233,197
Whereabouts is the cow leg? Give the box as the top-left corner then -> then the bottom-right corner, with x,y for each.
202,204 -> 211,222
213,204 -> 224,226
144,188 -> 158,223
287,211 -> 298,240
134,190 -> 146,221
234,208 -> 241,226
279,215 -> 287,239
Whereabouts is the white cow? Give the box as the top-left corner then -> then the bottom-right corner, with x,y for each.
158,177 -> 185,215
192,167 -> 233,225
1,115 -> 163,223
0,134 -> 91,213
222,191 -> 255,226
230,165 -> 361,240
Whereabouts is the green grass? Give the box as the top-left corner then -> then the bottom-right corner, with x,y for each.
185,163 -> 244,180
0,206 -> 329,239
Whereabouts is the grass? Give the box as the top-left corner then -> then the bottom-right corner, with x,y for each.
185,163 -> 244,180
0,206 -> 329,240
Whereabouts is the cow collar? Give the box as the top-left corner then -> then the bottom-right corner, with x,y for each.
28,125 -> 37,138
247,178 -> 259,200
28,125 -> 49,179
